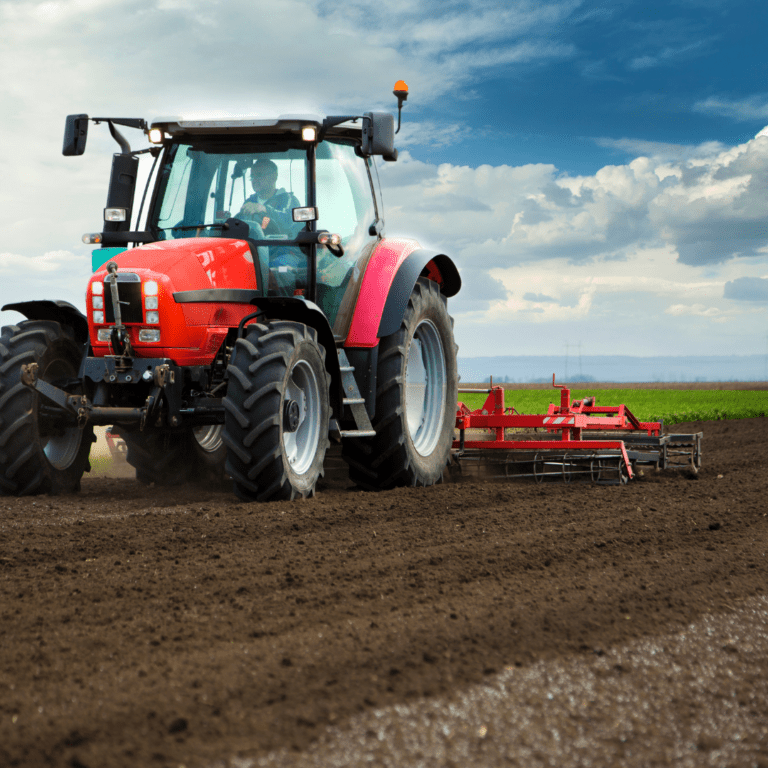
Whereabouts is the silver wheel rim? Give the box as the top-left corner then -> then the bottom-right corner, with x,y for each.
40,358 -> 82,470
283,358 -> 321,475
194,425 -> 223,453
405,319 -> 446,457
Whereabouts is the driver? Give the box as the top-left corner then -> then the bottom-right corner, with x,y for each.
237,158 -> 301,237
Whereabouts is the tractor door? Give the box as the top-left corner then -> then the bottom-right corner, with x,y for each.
314,140 -> 378,339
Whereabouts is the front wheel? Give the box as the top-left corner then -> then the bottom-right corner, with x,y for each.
0,320 -> 93,495
343,278 -> 458,489
223,320 -> 330,502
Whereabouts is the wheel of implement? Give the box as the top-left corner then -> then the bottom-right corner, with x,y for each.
120,427 -> 226,486
343,278 -> 458,490
223,320 -> 330,502
0,320 -> 94,495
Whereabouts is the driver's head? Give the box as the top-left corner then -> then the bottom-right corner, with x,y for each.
250,158 -> 278,199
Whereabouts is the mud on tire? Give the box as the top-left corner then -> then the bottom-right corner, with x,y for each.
223,320 -> 331,502
343,277 -> 458,489
0,320 -> 94,495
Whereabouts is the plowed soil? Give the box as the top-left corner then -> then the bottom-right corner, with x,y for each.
1,417 -> 766,768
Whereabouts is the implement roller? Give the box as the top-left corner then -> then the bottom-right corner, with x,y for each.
453,376 -> 702,484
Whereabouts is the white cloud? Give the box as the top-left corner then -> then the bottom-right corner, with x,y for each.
694,94 -> 768,122
381,129 -> 768,274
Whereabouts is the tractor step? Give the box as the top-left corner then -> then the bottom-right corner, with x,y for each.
336,349 -> 375,436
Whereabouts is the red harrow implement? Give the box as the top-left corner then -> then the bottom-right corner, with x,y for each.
454,376 -> 702,484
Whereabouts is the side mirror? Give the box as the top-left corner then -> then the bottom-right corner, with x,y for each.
361,112 -> 397,161
63,114 -> 89,156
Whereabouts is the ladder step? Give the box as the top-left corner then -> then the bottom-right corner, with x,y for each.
343,397 -> 365,405
340,430 -> 376,438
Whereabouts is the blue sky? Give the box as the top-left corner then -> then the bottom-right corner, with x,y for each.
408,0 -> 768,171
1,0 -> 767,365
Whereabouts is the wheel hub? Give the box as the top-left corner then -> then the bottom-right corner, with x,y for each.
404,319 -> 446,457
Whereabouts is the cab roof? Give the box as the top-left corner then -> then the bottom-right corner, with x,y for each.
150,114 -> 362,140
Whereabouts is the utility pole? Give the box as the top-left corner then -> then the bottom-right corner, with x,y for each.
578,341 -> 583,381
764,333 -> 768,382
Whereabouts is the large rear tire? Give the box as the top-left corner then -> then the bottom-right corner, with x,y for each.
223,321 -> 330,502
343,278 -> 458,489
0,320 -> 93,495
120,426 -> 226,486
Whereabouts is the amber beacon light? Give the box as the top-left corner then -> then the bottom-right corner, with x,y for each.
393,80 -> 409,134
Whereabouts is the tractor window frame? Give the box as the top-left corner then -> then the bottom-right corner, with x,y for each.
146,138 -> 311,241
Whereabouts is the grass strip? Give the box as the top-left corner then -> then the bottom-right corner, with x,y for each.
457,389 -> 767,425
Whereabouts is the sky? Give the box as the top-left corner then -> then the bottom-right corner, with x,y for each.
2,0 -> 768,365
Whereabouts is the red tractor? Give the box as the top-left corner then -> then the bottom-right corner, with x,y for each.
0,85 -> 461,501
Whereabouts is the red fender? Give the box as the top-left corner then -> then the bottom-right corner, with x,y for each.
344,238 -> 461,348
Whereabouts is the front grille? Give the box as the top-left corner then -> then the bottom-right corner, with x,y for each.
104,281 -> 143,324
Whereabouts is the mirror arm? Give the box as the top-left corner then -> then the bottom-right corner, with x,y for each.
107,121 -> 131,155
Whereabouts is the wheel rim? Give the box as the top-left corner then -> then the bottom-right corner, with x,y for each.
405,319 -> 446,457
40,358 -> 82,470
283,358 -> 321,475
194,425 -> 223,453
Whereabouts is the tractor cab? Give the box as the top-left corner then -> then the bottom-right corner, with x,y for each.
142,117 -> 381,335
2,84 -> 461,503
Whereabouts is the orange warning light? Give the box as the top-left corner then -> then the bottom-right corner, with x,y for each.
393,80 -> 409,97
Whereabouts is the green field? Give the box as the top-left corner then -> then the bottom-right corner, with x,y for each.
458,389 -> 767,425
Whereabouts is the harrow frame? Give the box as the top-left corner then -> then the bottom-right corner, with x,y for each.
453,376 -> 702,483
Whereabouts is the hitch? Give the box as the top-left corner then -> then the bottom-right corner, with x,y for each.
20,361 -> 175,429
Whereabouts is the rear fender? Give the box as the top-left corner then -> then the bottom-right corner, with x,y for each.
256,297 -> 343,418
345,245 -> 461,348
2,300 -> 89,347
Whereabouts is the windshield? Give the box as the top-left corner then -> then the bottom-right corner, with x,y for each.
150,142 -> 309,241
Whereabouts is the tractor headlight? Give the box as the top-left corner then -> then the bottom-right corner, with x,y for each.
104,208 -> 127,222
92,296 -> 104,309
145,311 -> 159,324
148,128 -> 165,144
93,311 -> 104,324
138,329 -> 161,343
97,329 -> 112,342
144,296 -> 158,310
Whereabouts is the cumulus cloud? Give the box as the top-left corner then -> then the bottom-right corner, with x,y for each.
723,276 -> 768,301
381,129 -> 768,272
523,292 -> 557,302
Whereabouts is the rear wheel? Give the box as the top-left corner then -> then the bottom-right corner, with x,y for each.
121,426 -> 226,486
343,278 -> 458,489
0,320 -> 93,495
223,320 -> 330,502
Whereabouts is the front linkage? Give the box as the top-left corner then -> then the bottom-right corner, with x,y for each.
21,355 -> 223,432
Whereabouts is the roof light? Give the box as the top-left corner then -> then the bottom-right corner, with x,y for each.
301,125 -> 317,142
104,207 -> 127,222
148,128 -> 165,144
